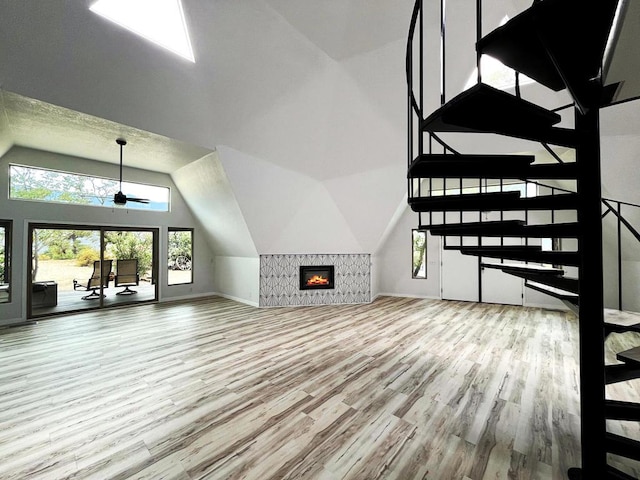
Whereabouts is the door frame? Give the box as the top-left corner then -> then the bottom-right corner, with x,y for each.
27,222 -> 159,319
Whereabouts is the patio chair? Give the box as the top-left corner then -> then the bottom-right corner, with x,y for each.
115,259 -> 139,295
73,259 -> 112,300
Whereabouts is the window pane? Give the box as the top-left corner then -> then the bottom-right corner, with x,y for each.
9,164 -> 170,211
168,229 -> 193,285
412,229 -> 427,279
0,221 -> 10,303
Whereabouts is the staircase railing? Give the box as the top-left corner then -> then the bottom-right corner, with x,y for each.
602,197 -> 640,311
404,1 -> 627,477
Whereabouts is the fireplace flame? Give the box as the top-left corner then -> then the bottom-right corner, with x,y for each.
307,274 -> 329,286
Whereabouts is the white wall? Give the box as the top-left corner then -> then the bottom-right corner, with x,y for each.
218,146 -> 364,254
0,146 -> 217,323
171,152 -> 257,258
375,204 -> 441,299
213,256 -> 260,307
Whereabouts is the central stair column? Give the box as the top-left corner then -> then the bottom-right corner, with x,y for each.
573,107 -> 606,478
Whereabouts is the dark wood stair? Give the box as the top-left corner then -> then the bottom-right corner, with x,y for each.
421,83 -> 576,146
408,154 -> 577,179
410,192 -> 579,212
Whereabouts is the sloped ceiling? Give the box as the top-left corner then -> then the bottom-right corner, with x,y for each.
263,0 -> 413,60
0,90 -> 212,173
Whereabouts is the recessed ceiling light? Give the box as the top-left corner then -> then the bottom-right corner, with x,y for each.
90,0 -> 195,62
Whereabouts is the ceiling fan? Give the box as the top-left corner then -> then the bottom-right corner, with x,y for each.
113,138 -> 150,206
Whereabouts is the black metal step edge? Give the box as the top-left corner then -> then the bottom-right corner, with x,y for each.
617,346 -> 640,367
425,221 -> 579,238
606,432 -> 640,462
408,157 -> 578,179
420,83 -> 577,146
481,262 -> 564,275
426,220 -> 525,236
476,1 -> 564,91
607,464 -> 640,480
605,322 -> 640,336
457,248 -> 581,266
605,363 -> 640,385
605,399 -> 640,421
477,0 -> 618,113
409,191 -> 520,212
569,465 -> 640,480
409,193 -> 579,213
525,281 -> 579,301
506,271 -> 579,294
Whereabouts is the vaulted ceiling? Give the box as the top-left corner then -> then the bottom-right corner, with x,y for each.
1,0 -> 639,257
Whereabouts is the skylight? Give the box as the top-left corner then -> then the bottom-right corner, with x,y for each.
90,0 -> 195,62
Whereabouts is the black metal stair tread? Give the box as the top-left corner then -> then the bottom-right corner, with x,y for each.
410,193 -> 578,212
421,83 -> 575,145
477,3 -> 564,91
605,399 -> 640,421
521,222 -> 580,237
604,309 -> 640,335
426,221 -> 579,238
408,154 -> 532,178
506,270 -> 579,294
481,262 -> 564,275
408,155 -> 577,179
525,281 -> 579,300
606,465 -> 640,480
516,194 -> 579,210
617,346 -> 640,367
445,245 -> 541,252
458,247 -> 581,266
605,363 -> 640,386
606,432 -> 640,462
477,0 -> 618,112
426,220 -> 524,236
409,191 -> 520,212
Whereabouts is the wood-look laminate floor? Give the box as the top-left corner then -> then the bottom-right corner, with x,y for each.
1,296 -> 639,480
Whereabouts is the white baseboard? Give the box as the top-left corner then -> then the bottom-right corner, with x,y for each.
0,317 -> 35,328
374,292 -> 441,301
160,291 -> 219,303
214,292 -> 259,308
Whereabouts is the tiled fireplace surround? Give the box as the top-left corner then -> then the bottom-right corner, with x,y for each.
259,254 -> 371,307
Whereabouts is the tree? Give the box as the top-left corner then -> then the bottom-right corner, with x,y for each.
9,165 -> 122,205
412,230 -> 427,278
0,227 -> 5,283
105,232 -> 153,278
31,228 -> 94,279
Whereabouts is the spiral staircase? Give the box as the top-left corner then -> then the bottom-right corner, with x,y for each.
406,0 -> 640,478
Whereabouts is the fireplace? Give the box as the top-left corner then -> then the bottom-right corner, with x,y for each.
299,265 -> 335,290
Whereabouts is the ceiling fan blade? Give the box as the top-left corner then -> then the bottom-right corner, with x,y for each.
127,197 -> 150,204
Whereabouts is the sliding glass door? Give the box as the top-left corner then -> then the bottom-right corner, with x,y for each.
28,223 -> 158,318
